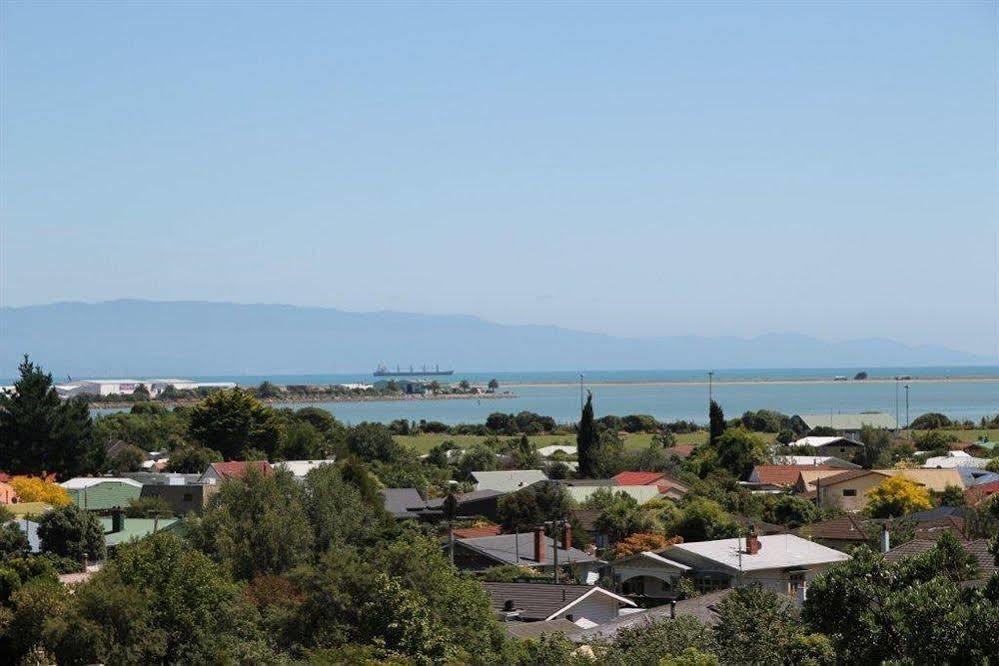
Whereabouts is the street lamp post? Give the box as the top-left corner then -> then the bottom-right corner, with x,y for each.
904,384 -> 910,429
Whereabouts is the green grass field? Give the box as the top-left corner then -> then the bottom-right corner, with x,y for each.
393,427 -> 997,455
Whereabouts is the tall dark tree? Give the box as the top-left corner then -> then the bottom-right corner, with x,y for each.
187,388 -> 283,460
0,356 -> 103,477
709,400 -> 726,446
577,392 -> 599,477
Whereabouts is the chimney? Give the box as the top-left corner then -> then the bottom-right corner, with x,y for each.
561,523 -> 572,551
670,600 -> 677,619
880,523 -> 890,554
111,509 -> 125,534
745,526 -> 761,555
533,527 -> 545,563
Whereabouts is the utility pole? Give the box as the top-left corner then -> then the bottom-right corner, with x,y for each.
904,384 -> 910,429
894,379 -> 901,434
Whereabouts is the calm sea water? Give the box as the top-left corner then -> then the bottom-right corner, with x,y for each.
92,366 -> 999,426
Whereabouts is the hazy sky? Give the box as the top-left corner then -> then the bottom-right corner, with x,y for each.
3,2 -> 996,357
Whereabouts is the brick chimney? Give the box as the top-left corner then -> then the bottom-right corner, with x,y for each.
745,526 -> 761,556
533,527 -> 545,563
561,523 -> 572,551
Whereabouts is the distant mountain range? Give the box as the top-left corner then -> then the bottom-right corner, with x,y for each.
0,300 -> 990,378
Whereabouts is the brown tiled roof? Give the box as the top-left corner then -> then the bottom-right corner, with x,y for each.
453,524 -> 503,539
752,465 -> 839,487
966,481 -> 999,506
884,538 -> 997,578
796,514 -> 868,542
816,469 -> 891,486
209,461 -> 272,480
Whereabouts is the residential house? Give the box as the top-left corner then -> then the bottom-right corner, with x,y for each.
453,524 -> 503,539
61,478 -> 142,511
100,514 -> 182,548
794,469 -> 856,495
771,455 -> 860,469
796,412 -> 897,438
140,483 -> 216,516
816,468 -> 965,512
198,461 -> 272,485
955,440 -> 999,458
424,489 -> 507,522
0,481 -> 17,505
566,589 -> 734,642
381,488 -> 429,520
748,465 -> 840,489
571,509 -> 610,549
471,470 -> 547,493
796,514 -> 870,551
610,533 -> 849,600
613,472 -> 688,500
966,480 -> 999,506
789,436 -> 865,460
274,459 -> 336,478
922,451 -> 991,469
483,582 -> 635,626
452,527 -> 601,577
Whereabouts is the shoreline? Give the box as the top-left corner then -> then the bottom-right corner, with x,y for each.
504,376 -> 999,388
87,391 -> 517,410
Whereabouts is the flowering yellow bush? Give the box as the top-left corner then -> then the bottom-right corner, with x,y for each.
9,475 -> 71,506
865,475 -> 931,518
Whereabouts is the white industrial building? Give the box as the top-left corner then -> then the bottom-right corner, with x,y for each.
55,378 -> 236,399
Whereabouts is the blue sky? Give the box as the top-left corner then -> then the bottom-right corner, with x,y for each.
3,2 -> 996,357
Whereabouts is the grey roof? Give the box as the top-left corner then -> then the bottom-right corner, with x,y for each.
567,589 -> 734,641
666,534 -> 850,572
503,618 -> 580,639
380,488 -> 427,519
122,472 -> 202,485
456,533 -> 599,568
424,489 -> 506,508
799,412 -> 897,431
482,582 -> 629,620
471,470 -> 548,493
902,506 -> 968,522
883,538 -> 996,578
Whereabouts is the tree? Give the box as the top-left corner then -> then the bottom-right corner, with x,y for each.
345,422 -> 405,463
458,443 -> 498,478
713,427 -> 768,479
865,475 -> 932,518
612,533 -> 679,560
497,481 -> 571,531
0,356 -> 104,477
45,531 -> 271,663
37,505 -> 106,562
709,401 -> 726,446
601,615 -> 717,666
256,381 -> 283,399
762,494 -> 821,528
714,585 -> 831,666
109,444 -> 146,473
0,523 -> 30,559
909,412 -> 952,430
190,467 -> 313,580
187,388 -> 283,460
669,498 -> 740,542
279,420 -> 323,460
165,445 -> 222,473
303,462 -> 387,552
510,435 -> 542,470
9,475 -> 71,506
858,425 -> 892,468
487,378 -> 499,390
936,484 -> 967,508
577,392 -> 599,477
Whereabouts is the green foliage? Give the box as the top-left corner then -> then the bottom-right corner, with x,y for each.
187,388 -> 283,460
762,493 -> 821,528
577,392 -> 600,477
303,462 -> 388,552
191,467 -> 314,580
915,429 -> 959,455
497,481 -> 572,531
601,615 -> 717,665
280,420 -> 325,460
669,498 -> 741,542
714,586 -> 824,666
346,422 -> 405,463
909,412 -> 952,430
659,647 -> 720,666
713,427 -> 768,479
45,532 -> 271,663
510,434 -> 542,469
513,632 -> 581,665
0,355 -> 104,477
108,443 -> 146,473
0,576 -> 68,661
936,484 -> 966,507
709,401 -> 726,446
739,409 -> 793,433
865,475 -> 932,518
165,444 -> 222,473
0,523 -> 31,560
94,405 -> 188,451
459,442 -> 499,478
594,493 -> 659,543
37,504 -> 106,562
858,425 -> 893,468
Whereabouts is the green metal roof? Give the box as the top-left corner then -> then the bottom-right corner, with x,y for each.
99,517 -> 181,547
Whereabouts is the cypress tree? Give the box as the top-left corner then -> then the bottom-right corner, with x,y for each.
709,400 -> 726,446
577,392 -> 599,477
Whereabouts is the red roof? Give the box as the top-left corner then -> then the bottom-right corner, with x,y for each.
614,471 -> 667,486
453,524 -> 503,539
750,465 -> 839,487
209,460 -> 272,480
966,481 -> 999,506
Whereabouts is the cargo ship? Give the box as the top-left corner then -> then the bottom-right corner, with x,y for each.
374,364 -> 454,377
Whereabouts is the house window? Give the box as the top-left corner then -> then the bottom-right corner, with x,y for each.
182,493 -> 193,502
842,489 -> 857,497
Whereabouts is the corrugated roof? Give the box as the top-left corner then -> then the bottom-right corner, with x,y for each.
884,538 -> 997,578
99,517 -> 180,547
797,514 -> 869,542
471,470 -> 548,493
380,488 -> 427,518
61,477 -> 143,490
456,532 -> 599,567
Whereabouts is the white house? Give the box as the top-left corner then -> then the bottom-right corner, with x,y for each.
471,469 -> 548,493
275,459 -> 337,478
